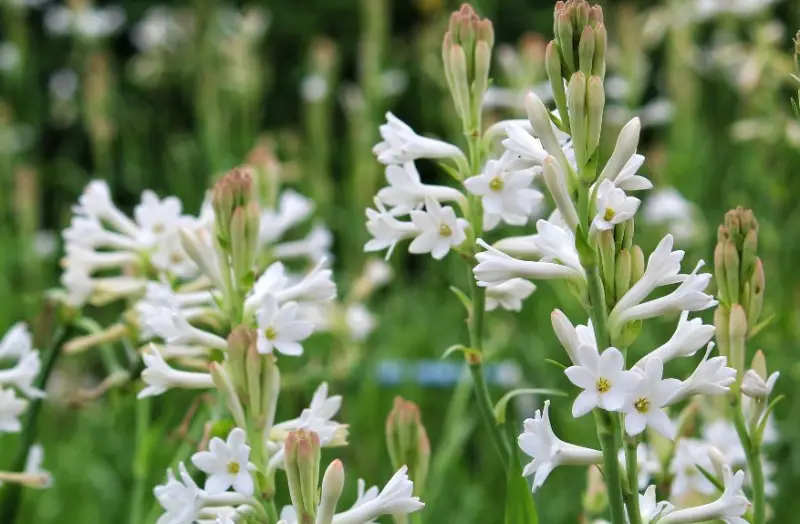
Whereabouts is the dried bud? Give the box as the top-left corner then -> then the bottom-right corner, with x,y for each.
285,429 -> 321,523
386,397 -> 430,496
728,304 -> 747,378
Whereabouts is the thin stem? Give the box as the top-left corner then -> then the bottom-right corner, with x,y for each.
468,357 -> 510,469
595,411 -> 627,524
624,437 -> 643,524
130,396 -> 152,524
266,498 -> 279,524
732,394 -> 765,524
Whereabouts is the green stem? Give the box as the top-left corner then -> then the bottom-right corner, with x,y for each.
732,395 -> 765,524
595,411 -> 627,524
130,397 -> 152,524
623,437 -> 643,524
0,324 -> 69,524
266,498 -> 279,524
468,358 -> 510,469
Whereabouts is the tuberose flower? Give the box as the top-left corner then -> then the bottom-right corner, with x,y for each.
255,295 -> 315,356
191,428 -> 256,496
565,345 -> 642,417
408,197 -> 468,260
622,358 -> 681,439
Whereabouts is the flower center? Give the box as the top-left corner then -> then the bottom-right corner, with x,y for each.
489,177 -> 505,192
603,208 -> 616,221
438,223 -> 453,237
153,223 -> 165,234
265,327 -> 278,340
227,461 -> 240,474
170,252 -> 184,264
634,397 -> 650,413
596,377 -> 611,393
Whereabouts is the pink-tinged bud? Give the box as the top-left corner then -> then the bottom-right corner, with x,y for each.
740,228 -> 758,283
285,429 -> 321,522
589,5 -> 604,25
318,460 -> 345,524
386,397 -> 430,496
226,325 -> 255,398
212,167 -> 254,248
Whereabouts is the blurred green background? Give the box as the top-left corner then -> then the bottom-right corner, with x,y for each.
1,0 -> 800,522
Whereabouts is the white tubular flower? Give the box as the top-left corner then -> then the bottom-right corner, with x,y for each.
501,121 -> 549,167
63,216 -> 141,250
273,382 -> 347,446
518,400 -> 603,492
524,92 -> 573,176
61,266 -> 94,307
256,296 -> 314,357
0,350 -> 44,398
635,311 -> 716,368
532,219 -> 584,276
154,462 -> 204,524
565,345 -> 642,417
408,197 -> 468,260
638,485 -> 675,523
377,162 -> 465,215
73,180 -> 141,239
741,369 -> 779,399
596,117 -> 642,187
151,231 -> 199,279
613,154 -> 652,191
23,444 -> 53,489
669,439 -> 717,497
590,180 -> 641,235
134,190 -> 184,240
485,279 -> 537,311
331,466 -> 424,524
260,190 -> 315,245
373,111 -> 465,165
0,387 -> 27,433
668,344 -> 736,405
492,234 -> 541,259
139,346 -> 214,398
660,466 -> 749,524
272,224 -> 332,263
179,226 -> 224,289
245,262 -> 290,311
551,311 -> 597,366
474,239 -> 583,288
364,199 -> 419,258
621,358 -> 681,439
64,244 -> 139,273
612,261 -> 717,329
144,282 -> 214,309
542,157 -> 579,232
464,156 -> 542,226
191,428 -> 256,496
145,306 -> 227,349
275,259 -> 337,304
0,323 -> 32,360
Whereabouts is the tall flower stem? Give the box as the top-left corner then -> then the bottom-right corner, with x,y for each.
130,396 -> 152,524
731,394 -> 765,524
623,436 -> 643,524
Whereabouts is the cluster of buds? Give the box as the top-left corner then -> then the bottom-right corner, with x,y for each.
285,430 -> 324,523
442,3 -> 494,132
713,207 -> 764,376
547,0 -> 606,170
385,397 -> 430,498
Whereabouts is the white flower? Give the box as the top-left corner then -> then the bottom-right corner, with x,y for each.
492,234 -> 541,259
64,244 -> 138,273
260,190 -> 315,245
474,239 -> 583,287
191,428 -> 256,496
154,462 -> 203,524
590,180 -> 641,234
345,304 -> 376,341
518,400 -> 603,491
485,279 -> 537,311
63,216 -> 140,251
0,387 -> 27,433
565,345 -> 642,417
255,296 -> 314,356
0,323 -> 32,360
377,162 -> 465,215
622,358 -> 681,439
273,382 -> 347,446
331,466 -> 424,524
0,349 -> 45,398
669,438 -> 717,497
740,369 -> 779,399
247,259 -> 337,314
73,180 -> 140,239
638,485 -> 675,522
179,226 -> 224,289
613,154 -> 652,191
144,306 -> 227,349
139,346 -> 214,398
642,188 -> 700,244
24,443 -> 53,489
463,155 -> 542,224
530,219 -> 584,276
635,311 -> 715,368
151,231 -> 199,279
408,197 -> 468,260
272,224 -> 332,263
668,344 -> 736,404
134,190 -> 184,240
373,112 -> 465,165
660,466 -> 749,524
551,311 -> 597,366
501,121 -> 549,167
702,419 -> 747,466
364,199 -> 420,257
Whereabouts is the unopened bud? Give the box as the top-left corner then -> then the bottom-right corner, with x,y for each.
317,460 -> 345,524
556,11 -> 575,73
473,40 -> 492,119
576,2 -> 590,27
589,5 -> 603,24
714,306 -> 730,358
546,41 -> 570,130
230,201 -> 260,287
586,75 -> 604,158
729,304 -> 747,378
598,230 -> 615,306
386,397 -> 430,495
447,43 -> 470,127
630,245 -> 645,285
212,168 -> 254,248
723,241 -> 740,305
615,250 -> 632,303
747,258 -> 765,329
542,157 -> 579,231
583,466 -> 608,514
740,229 -> 758,284
552,309 -> 581,366
578,26 -> 595,75
210,362 -> 247,429
592,23 -> 607,78
285,429 -> 321,522
567,72 -> 587,168
597,117 -> 640,184
714,241 -> 729,305
526,92 -> 573,181
751,350 -> 767,381
226,326 -> 254,398
708,446 -> 727,480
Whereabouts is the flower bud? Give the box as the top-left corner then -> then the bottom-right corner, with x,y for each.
210,362 -> 247,429
615,249 -> 632,303
472,40 -> 492,119
740,228 -> 758,284
630,245 -> 645,285
556,11 -> 575,73
230,200 -> 260,288
751,349 -> 767,381
728,304 -> 747,378
723,241 -> 740,305
551,309 -> 581,365
598,230 -> 615,306
578,26 -> 595,76
542,156 -> 579,231
567,72 -> 587,169
285,429 -> 321,523
714,241 -> 729,305
597,117 -> 640,184
261,352 -> 280,435
546,41 -> 570,130
226,325 -> 253,398
212,168 -> 254,249
526,92 -> 573,181
714,306 -> 730,358
708,446 -> 727,480
317,460 -> 345,524
592,23 -> 607,78
447,43 -> 471,127
747,258 -> 765,329
586,75 -> 604,158
386,397 -> 430,496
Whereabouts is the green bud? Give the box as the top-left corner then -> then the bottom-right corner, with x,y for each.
598,230 -> 615,307
794,31 -> 800,73
717,224 -> 730,244
226,326 -> 252,399
386,397 -> 431,496
578,26 -> 595,75
724,241 -> 740,305
615,249 -> 632,303
592,23 -> 607,78
567,72 -> 587,168
244,331 -> 263,421
714,306 -> 730,358
630,245 -> 645,285
212,167 -> 254,248
448,43 -> 471,128
556,11 -> 575,74
714,241 -> 729,305
576,2 -> 590,27
623,218 -> 634,250
747,258 -> 765,329
472,40 -> 492,123
740,229 -> 758,284
729,304 -> 747,379
546,41 -> 570,130
210,362 -> 247,429
317,460 -> 345,524
285,430 -> 321,523
230,201 -> 260,288
586,75 -> 604,158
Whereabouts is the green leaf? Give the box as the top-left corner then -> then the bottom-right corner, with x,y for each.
494,388 -> 567,425
504,447 -> 539,524
748,313 -> 775,338
544,358 -> 567,370
438,160 -> 464,182
449,286 -> 473,313
695,464 -> 725,492
441,344 -> 480,361
754,394 -> 784,446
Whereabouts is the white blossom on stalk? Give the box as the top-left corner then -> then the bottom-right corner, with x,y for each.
642,188 -> 701,244
247,259 -> 337,313
668,344 -> 736,405
364,199 -> 420,258
408,197 -> 468,260
622,358 -> 681,439
139,346 -> 214,398
0,387 -> 27,433
464,154 -> 543,228
134,190 -> 184,241
638,485 -> 675,523
151,231 -> 199,279
565,345 -> 642,417
518,400 -> 603,491
63,244 -> 138,273
143,306 -> 227,349
255,296 -> 314,356
272,382 -> 347,446
590,180 -> 641,235
345,304 -> 376,341
485,279 -> 537,311
740,369 -> 779,399
330,466 -> 424,524
0,350 -> 45,399
551,311 -> 597,366
0,323 -> 33,360
260,190 -> 315,245
660,466 -> 749,524
272,223 -> 332,263
669,439 -> 718,496
531,219 -> 584,276
635,311 -> 715,368
612,154 -> 652,191
501,121 -> 549,167
373,112 -> 465,165
72,180 -> 143,241
154,463 -> 204,524
377,162 -> 465,215
191,428 -> 256,496
474,240 -> 583,288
